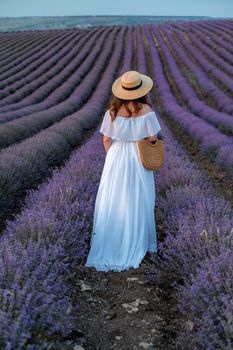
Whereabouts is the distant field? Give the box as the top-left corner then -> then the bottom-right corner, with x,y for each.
0,15 -> 216,31
0,19 -> 232,349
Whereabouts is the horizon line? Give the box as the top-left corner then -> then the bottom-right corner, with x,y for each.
1,15 -> 230,18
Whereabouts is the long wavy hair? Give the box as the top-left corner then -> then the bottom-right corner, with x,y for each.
107,94 -> 152,122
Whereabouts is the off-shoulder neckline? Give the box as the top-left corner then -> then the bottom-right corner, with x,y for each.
115,111 -> 155,119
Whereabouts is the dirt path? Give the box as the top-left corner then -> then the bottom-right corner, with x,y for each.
71,252 -> 180,350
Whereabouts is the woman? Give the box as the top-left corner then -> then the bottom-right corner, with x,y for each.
85,70 -> 162,272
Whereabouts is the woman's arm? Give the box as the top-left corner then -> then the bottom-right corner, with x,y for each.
103,135 -> 112,153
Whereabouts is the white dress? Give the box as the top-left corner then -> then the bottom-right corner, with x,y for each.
84,109 -> 162,272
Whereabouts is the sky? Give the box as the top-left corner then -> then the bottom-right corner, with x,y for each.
0,0 -> 232,18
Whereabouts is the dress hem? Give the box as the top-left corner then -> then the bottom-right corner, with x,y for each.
84,247 -> 157,272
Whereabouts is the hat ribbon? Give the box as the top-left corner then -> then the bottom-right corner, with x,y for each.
121,80 -> 142,90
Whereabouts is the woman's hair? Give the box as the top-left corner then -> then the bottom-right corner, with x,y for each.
107,94 -> 152,122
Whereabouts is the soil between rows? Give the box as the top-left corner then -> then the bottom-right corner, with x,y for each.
70,250 -> 180,350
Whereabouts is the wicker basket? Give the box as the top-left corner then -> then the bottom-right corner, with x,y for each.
137,138 -> 164,170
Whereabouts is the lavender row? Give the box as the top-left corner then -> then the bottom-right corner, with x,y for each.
0,30 -> 80,92
159,25 -> 233,134
0,30 -> 50,62
0,127 -> 104,349
197,21 -> 233,47
198,20 -> 233,41
0,28 -> 104,120
0,29 -> 89,69
157,25 -> 233,114
0,29 -> 73,53
118,25 -> 134,74
164,25 -> 233,115
0,28 -> 115,148
144,25 -> 233,176
199,20 -> 233,41
0,26 -> 132,349
149,107 -> 233,349
137,26 -> 233,348
177,28 -> 233,88
0,31 -> 60,71
0,25 -> 126,229
0,31 -> 30,49
167,20 -> 233,80
0,28 -> 87,60
177,28 -> 233,93
182,22 -> 233,63
216,20 -> 233,29
0,29 -> 108,122
213,21 -> 233,37
217,20 -> 233,33
0,31 -> 38,53
177,23 -> 233,75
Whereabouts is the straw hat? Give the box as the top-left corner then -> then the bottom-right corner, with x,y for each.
112,70 -> 153,100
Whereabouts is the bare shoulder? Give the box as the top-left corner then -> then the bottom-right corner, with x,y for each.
142,103 -> 153,113
117,103 -> 153,117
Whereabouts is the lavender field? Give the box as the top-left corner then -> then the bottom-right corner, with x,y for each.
0,19 -> 232,349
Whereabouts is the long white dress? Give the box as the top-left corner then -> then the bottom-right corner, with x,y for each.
84,109 -> 162,272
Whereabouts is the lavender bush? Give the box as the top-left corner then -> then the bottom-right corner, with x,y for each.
176,249 -> 233,350
0,129 -> 101,348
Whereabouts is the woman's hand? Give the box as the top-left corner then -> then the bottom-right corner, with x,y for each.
103,135 -> 112,154
148,135 -> 158,141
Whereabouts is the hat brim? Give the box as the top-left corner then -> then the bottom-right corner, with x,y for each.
111,74 -> 153,100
